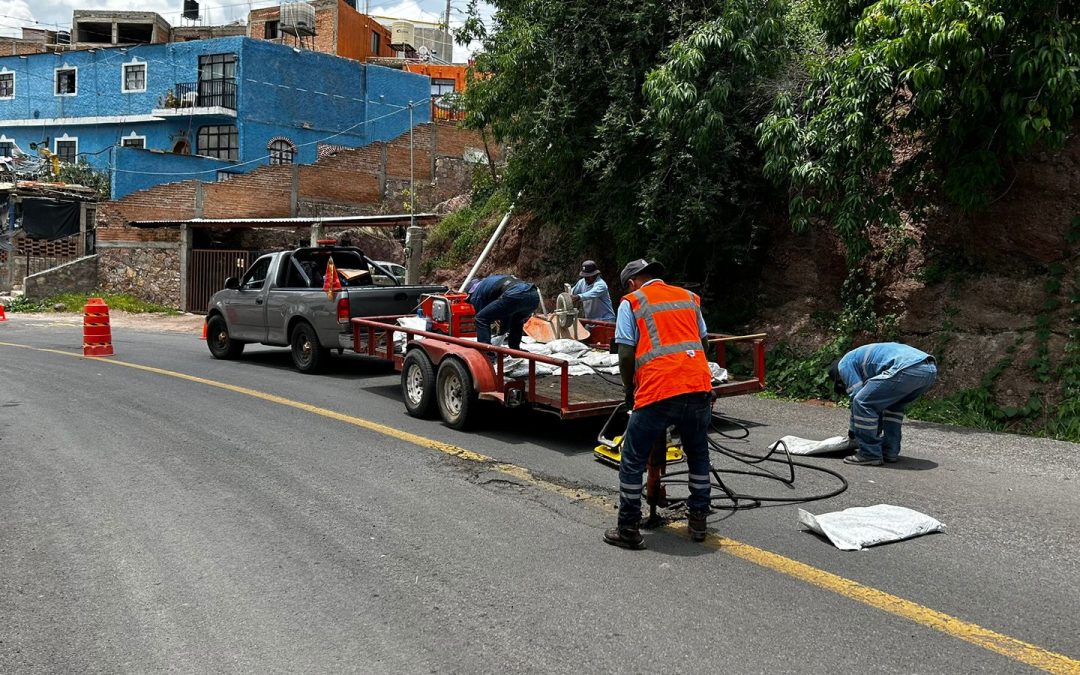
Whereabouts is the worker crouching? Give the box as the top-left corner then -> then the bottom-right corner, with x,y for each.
467,274 -> 541,350
604,258 -> 715,550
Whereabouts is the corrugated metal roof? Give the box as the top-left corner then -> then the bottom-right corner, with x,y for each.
128,213 -> 441,228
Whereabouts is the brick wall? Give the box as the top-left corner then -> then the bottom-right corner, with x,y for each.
101,122 -> 496,224
0,39 -> 48,55
203,165 -> 294,218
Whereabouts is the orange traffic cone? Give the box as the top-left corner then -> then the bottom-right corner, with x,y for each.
200,320 -> 207,340
83,297 -> 114,357
0,303 -> 6,322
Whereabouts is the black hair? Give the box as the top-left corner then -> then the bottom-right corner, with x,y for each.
828,358 -> 846,397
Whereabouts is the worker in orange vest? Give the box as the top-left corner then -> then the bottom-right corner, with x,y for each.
604,258 -> 714,550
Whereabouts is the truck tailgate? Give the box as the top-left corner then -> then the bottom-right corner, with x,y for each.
347,284 -> 446,318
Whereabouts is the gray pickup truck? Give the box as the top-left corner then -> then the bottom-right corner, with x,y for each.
205,244 -> 445,373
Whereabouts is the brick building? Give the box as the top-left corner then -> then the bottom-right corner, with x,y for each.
93,121 -> 499,311
248,0 -> 396,62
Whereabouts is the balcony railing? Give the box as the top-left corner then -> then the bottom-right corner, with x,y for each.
172,79 -> 237,110
431,93 -> 466,122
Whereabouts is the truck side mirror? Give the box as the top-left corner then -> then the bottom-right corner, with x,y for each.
224,277 -> 239,290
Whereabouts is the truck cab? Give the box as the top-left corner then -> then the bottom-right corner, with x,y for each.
206,244 -> 446,373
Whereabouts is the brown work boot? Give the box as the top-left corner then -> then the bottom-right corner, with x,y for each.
687,511 -> 709,542
604,527 -> 645,550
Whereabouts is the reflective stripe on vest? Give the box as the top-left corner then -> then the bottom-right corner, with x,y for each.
628,291 -> 702,369
626,282 -> 713,408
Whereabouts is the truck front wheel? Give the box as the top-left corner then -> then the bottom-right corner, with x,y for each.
207,315 -> 244,360
291,322 -> 329,374
402,349 -> 437,419
436,358 -> 477,430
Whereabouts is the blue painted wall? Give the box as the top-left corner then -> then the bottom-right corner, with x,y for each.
111,145 -> 236,199
0,37 -> 431,196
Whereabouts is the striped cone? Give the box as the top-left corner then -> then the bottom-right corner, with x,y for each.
83,297 -> 114,357
200,319 -> 207,340
0,303 -> 6,321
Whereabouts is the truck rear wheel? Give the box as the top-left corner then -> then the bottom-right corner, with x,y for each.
291,321 -> 329,374
401,349 -> 437,419
436,358 -> 476,430
207,315 -> 244,360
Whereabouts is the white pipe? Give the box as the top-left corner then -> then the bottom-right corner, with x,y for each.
458,190 -> 522,293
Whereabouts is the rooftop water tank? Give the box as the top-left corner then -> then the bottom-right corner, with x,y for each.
390,21 -> 415,51
280,2 -> 316,37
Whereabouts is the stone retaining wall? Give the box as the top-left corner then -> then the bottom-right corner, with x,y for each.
23,256 -> 101,298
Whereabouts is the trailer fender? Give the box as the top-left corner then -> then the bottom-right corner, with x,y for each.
421,345 -> 497,394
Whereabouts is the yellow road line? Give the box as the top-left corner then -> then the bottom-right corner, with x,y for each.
3,341 -> 1078,673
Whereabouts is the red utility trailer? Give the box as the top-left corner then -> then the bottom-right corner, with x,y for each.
351,313 -> 766,430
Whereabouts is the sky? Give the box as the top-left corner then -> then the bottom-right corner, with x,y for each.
0,0 -> 491,62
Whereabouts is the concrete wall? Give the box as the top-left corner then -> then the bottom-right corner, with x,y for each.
23,255 -> 100,298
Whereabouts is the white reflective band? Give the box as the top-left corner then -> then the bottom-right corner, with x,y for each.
636,340 -> 705,368
620,482 -> 643,493
853,415 -> 878,423
884,413 -> 905,422
688,474 -> 710,482
853,422 -> 878,431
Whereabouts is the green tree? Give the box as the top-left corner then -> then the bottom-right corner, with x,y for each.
458,0 -> 790,288
759,0 -> 1080,258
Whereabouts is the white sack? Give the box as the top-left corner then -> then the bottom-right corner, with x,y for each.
773,435 -> 855,456
798,505 -> 946,551
583,352 -> 620,368
546,339 -> 590,356
709,362 -> 729,384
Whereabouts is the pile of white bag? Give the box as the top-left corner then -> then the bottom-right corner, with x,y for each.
391,325 -> 730,383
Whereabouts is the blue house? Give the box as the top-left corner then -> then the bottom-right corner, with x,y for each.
0,37 -> 431,198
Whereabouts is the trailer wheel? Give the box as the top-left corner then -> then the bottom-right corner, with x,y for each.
291,321 -> 329,374
207,315 -> 244,360
401,349 -> 437,419
436,358 -> 476,430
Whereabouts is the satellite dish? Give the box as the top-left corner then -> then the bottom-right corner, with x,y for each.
417,45 -> 431,61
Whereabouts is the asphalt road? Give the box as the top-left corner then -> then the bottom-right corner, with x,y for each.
2,315 -> 1078,673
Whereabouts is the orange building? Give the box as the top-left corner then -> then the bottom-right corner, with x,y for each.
248,0 -> 395,62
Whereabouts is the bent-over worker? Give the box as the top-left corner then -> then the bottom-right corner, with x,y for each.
466,274 -> 541,350
604,258 -> 714,550
571,260 -> 616,321
829,342 -> 938,466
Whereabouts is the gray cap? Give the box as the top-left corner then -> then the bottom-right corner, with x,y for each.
620,258 -> 665,286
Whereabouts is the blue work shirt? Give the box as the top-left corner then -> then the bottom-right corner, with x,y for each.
467,274 -> 535,312
614,279 -> 708,347
571,276 -> 616,321
837,342 -> 933,395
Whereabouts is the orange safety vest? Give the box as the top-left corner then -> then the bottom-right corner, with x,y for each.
626,281 -> 712,408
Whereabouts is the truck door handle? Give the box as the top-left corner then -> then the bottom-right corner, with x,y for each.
394,293 -> 407,301
256,298 -> 264,305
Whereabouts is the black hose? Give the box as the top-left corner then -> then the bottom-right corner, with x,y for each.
657,411 -> 849,511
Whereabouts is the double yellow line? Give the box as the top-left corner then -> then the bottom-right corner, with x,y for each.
3,341 -> 1078,674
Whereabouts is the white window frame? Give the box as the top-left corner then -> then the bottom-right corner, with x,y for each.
55,135 -> 78,163
54,65 -> 78,97
0,69 -> 14,100
121,132 -> 146,149
121,60 -> 147,93
0,134 -> 14,157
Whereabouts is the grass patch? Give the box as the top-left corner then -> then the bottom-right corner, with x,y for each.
423,189 -> 512,273
5,292 -> 179,315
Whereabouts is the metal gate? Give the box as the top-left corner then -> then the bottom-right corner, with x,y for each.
188,249 -> 255,313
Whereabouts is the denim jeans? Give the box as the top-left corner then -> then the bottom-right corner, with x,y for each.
618,392 -> 713,529
474,287 -> 539,350
850,361 -> 937,460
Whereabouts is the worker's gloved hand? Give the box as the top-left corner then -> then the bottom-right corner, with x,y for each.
624,389 -> 634,412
